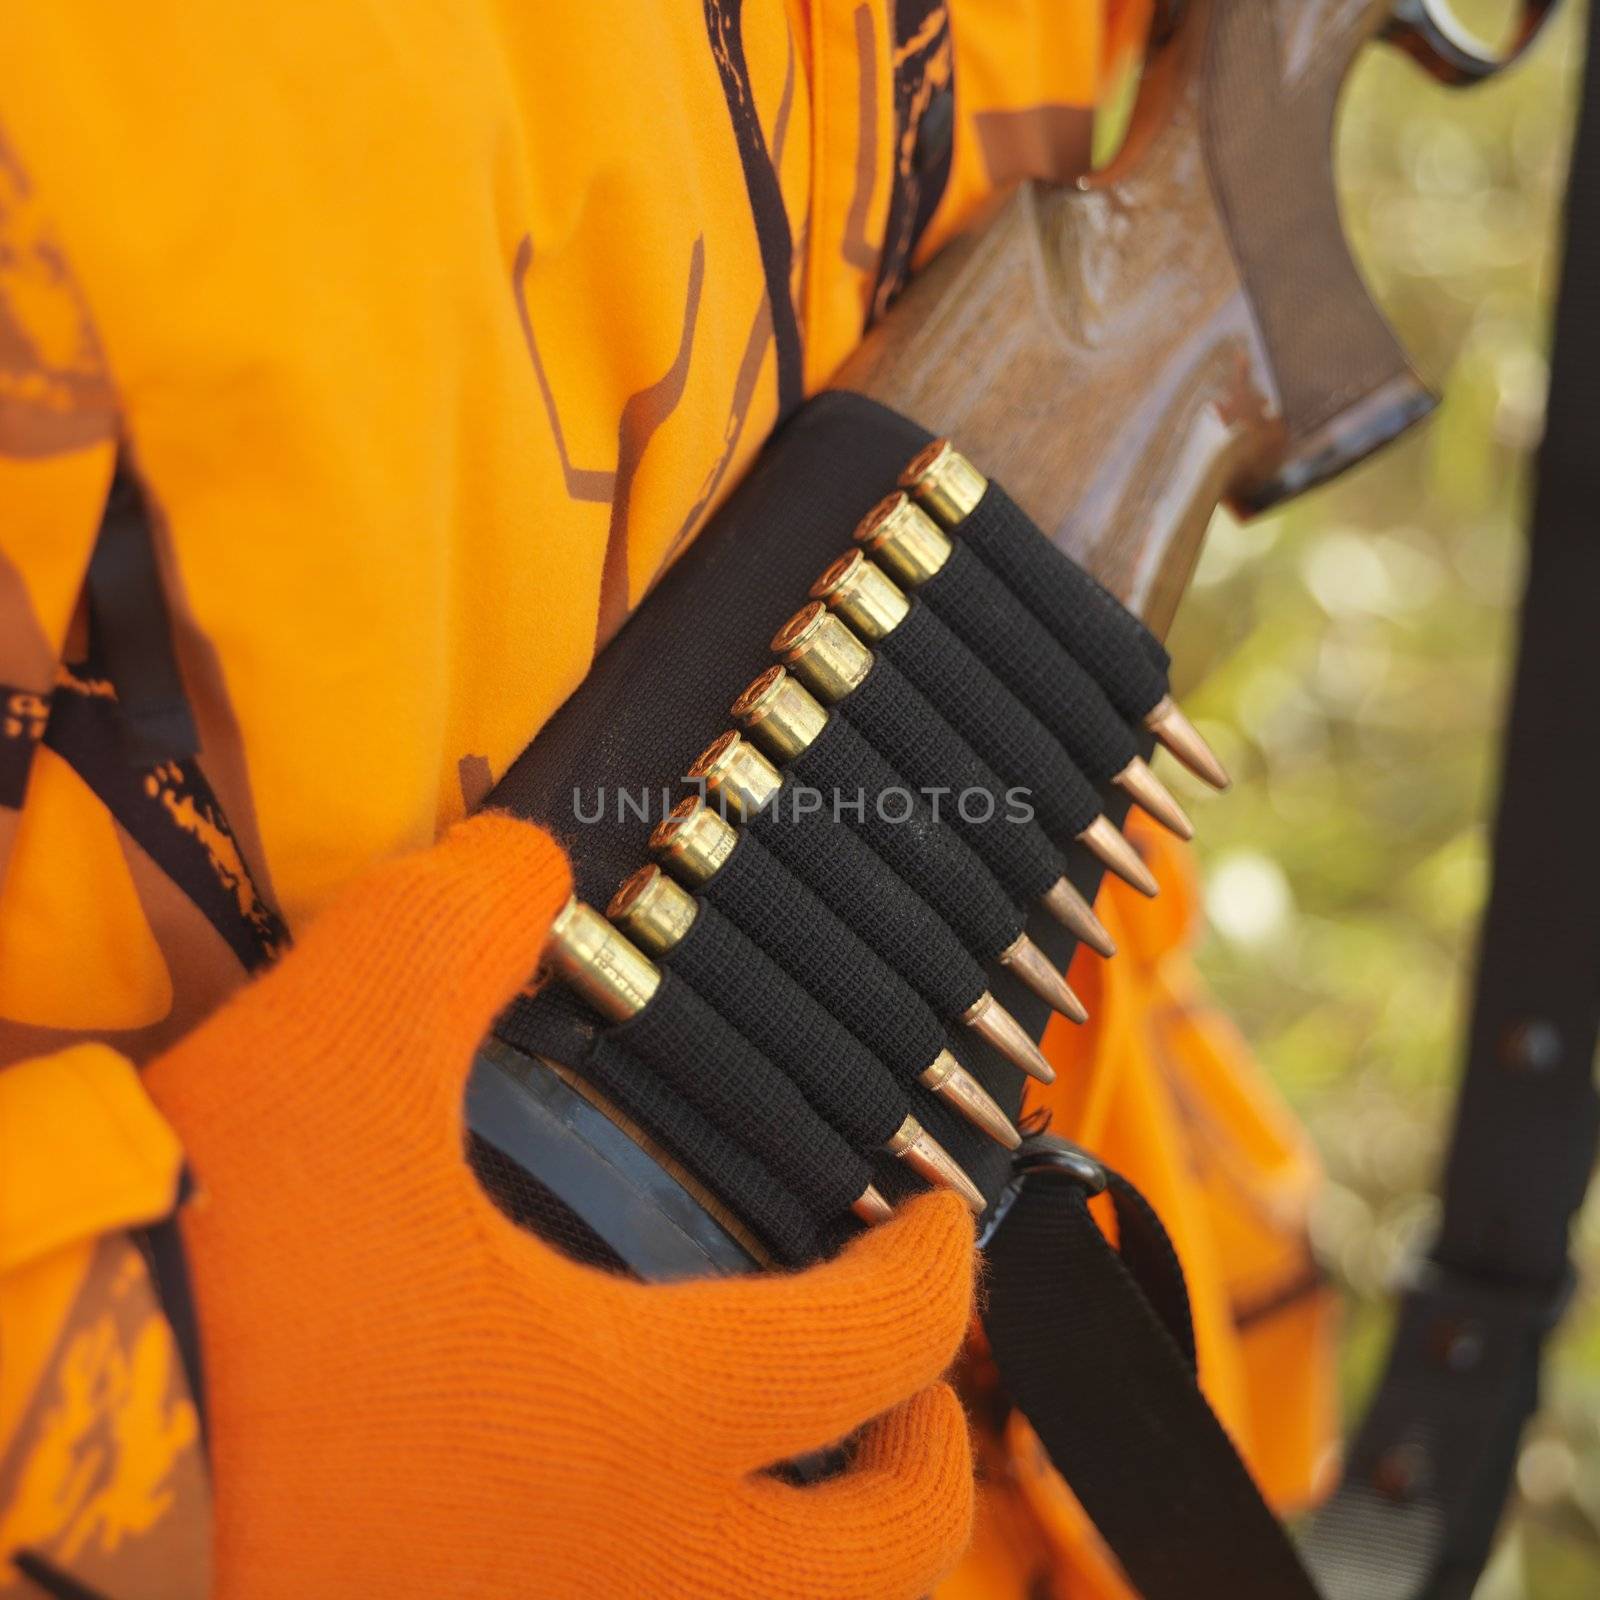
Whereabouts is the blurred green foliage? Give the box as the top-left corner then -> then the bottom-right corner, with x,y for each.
1164,4 -> 1597,1592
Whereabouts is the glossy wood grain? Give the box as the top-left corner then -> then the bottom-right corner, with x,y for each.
838,0 -> 1433,636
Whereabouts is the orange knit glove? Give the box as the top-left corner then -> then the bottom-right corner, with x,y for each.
143,814 -> 976,1599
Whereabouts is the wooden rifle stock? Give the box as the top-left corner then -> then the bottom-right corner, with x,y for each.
838,0 -> 1438,635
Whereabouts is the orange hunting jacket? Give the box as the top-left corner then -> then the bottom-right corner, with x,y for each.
0,2 -> 1334,1593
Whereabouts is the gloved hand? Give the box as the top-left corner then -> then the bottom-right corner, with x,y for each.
144,813 -> 976,1600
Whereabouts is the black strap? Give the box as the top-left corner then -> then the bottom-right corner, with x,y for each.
984,1140 -> 1322,1600
1297,8 -> 1600,1592
983,14 -> 1600,1597
85,464 -> 200,766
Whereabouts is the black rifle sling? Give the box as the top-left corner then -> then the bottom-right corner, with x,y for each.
1299,11 -> 1600,1595
983,15 -> 1600,1598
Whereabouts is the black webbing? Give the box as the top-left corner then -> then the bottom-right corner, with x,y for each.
983,1147 -> 1320,1600
919,540 -> 1137,783
879,601 -> 1104,842
85,464 -> 200,765
841,651 -> 1066,903
697,829 -> 954,1084
497,988 -> 824,1265
1298,15 -> 1600,1594
612,970 -> 873,1218
663,897 -> 909,1151
984,19 -> 1600,1598
954,480 -> 1173,711
746,801 -> 989,1019
784,714 -> 1024,958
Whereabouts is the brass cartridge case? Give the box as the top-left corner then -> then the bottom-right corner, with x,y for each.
731,666 -> 829,762
854,492 -> 953,587
774,603 -> 873,702
900,438 -> 988,527
608,864 -> 699,956
811,550 -> 911,641
652,797 -> 738,886
690,731 -> 784,819
545,898 -> 661,1023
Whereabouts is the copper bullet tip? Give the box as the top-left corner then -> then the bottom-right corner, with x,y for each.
1144,695 -> 1231,791
1113,756 -> 1195,841
999,933 -> 1088,1023
920,1049 -> 1022,1149
1041,875 -> 1116,958
886,1115 -> 986,1213
962,991 -> 1056,1084
1078,815 -> 1159,898
852,1184 -> 895,1225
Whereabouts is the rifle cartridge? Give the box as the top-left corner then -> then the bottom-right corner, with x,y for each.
855,493 -> 952,587
546,897 -> 661,1022
899,444 -> 1229,792
690,730 -> 1052,1080
857,498 -> 1209,833
919,1049 -> 1020,1151
731,666 -> 829,763
610,863 -> 991,1203
813,552 -> 1123,941
962,990 -> 1056,1085
777,604 -> 1113,961
608,863 -> 699,956
772,602 -> 872,700
899,437 -> 987,527
1081,816 -> 1159,898
734,666 -> 1086,1023
690,729 -> 783,819
1144,693 -> 1232,791
1113,755 -> 1195,840
810,549 -> 910,642
652,795 -> 737,885
998,931 -> 1087,1024
885,1115 -> 985,1212
650,803 -> 1019,1149
548,896 -> 891,1227
1038,876 -> 1115,959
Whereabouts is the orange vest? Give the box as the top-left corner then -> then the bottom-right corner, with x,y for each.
0,2 -> 1332,1592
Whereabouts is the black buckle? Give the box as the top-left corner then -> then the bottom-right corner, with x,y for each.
1015,1132 -> 1109,1195
978,1132 -> 1109,1248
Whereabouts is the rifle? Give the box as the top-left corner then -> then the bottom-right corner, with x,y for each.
841,0 -> 1555,633
477,0 -> 1582,1593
